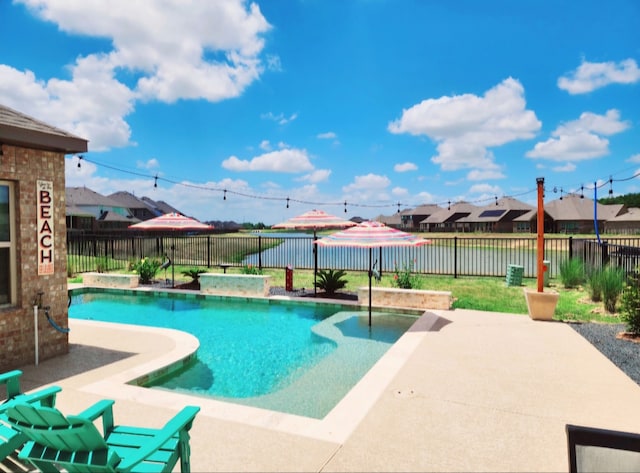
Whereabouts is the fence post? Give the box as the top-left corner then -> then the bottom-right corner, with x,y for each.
258,235 -> 262,270
207,236 -> 211,268
568,236 -> 573,260
454,236 -> 458,279
602,241 -> 609,266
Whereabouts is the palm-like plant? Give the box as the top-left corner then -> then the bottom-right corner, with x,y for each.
314,269 -> 348,295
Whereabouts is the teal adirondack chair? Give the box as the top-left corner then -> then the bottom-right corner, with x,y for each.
5,399 -> 200,472
0,370 -> 61,462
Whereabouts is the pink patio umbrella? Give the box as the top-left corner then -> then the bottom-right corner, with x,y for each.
272,209 -> 357,294
129,213 -> 214,287
315,220 -> 431,325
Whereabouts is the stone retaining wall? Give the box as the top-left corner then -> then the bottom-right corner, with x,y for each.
358,287 -> 452,310
83,272 -> 139,289
199,273 -> 271,297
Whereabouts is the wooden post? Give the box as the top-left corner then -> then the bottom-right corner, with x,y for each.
537,177 -> 545,293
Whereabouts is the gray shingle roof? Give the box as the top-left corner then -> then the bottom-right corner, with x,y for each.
545,194 -> 623,221
0,103 -> 87,153
66,187 -> 124,208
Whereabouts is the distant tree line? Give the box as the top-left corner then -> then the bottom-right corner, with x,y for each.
599,192 -> 640,208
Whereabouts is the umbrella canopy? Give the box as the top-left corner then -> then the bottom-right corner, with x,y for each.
128,213 -> 213,287
272,209 -> 356,294
315,220 -> 431,325
128,212 -> 214,231
272,209 -> 357,230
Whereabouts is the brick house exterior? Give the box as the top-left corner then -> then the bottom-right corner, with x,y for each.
0,104 -> 87,370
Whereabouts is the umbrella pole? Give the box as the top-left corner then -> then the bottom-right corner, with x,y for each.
171,243 -> 175,288
368,247 -> 372,326
314,230 -> 318,296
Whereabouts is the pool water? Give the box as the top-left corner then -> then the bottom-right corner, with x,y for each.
69,289 -> 418,418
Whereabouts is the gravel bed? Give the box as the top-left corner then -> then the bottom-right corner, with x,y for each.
570,322 -> 640,386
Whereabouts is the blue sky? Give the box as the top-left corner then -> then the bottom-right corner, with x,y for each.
1,0 -> 639,225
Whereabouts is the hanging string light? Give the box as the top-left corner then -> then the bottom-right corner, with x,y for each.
223,189 -> 227,201
286,197 -> 290,209
77,155 -> 83,169
153,174 -> 158,188
609,177 -> 613,196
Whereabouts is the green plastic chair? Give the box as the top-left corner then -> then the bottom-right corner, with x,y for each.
0,370 -> 61,463
5,399 -> 200,473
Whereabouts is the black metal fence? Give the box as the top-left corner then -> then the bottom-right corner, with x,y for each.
66,233 -> 640,279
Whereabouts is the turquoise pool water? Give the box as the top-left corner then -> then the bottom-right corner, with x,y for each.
69,289 -> 418,418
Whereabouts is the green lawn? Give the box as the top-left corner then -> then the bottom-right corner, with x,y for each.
70,266 -> 622,324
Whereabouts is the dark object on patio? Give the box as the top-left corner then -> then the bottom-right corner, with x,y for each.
566,423 -> 640,472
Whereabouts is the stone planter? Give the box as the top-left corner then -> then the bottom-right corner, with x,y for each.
524,288 -> 559,321
83,272 -> 139,288
199,273 -> 271,297
358,287 -> 452,310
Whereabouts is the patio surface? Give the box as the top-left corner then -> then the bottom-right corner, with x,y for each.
10,293 -> 640,472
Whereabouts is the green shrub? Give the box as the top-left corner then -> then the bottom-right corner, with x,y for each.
241,264 -> 262,275
182,268 -> 206,282
314,269 -> 348,295
96,256 -> 109,273
392,260 -> 422,289
585,266 -> 604,302
558,257 -> 585,288
132,257 -> 161,284
600,265 -> 625,313
620,271 -> 640,334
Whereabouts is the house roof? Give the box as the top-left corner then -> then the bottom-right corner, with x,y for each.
97,210 -> 140,223
545,194 -> 623,221
423,202 -> 478,224
140,196 -> 183,216
607,207 -> 640,222
66,187 -> 126,208
0,104 -> 88,153
403,204 -> 442,216
458,197 -> 534,223
108,191 -> 149,209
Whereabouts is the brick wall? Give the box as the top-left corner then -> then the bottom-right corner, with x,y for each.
0,144 -> 69,370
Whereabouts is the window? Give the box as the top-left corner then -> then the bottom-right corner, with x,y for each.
0,181 -> 16,306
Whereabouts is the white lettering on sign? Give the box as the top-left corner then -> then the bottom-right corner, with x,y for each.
37,180 -> 54,275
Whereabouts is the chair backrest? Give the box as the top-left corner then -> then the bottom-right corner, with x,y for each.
567,424 -> 640,472
6,403 -> 110,452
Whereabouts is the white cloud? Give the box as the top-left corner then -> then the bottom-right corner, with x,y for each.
296,169 -> 331,183
558,58 -> 640,94
526,109 -> 629,161
466,169 -> 505,180
259,140 -> 271,151
261,111 -> 298,125
221,148 -> 314,172
627,153 -> 640,163
388,78 -> 541,172
394,162 -> 418,172
1,0 -> 270,151
468,183 -> 501,195
391,187 -> 409,196
137,158 -> 160,170
552,163 -> 577,172
317,131 -> 337,140
342,173 -> 391,193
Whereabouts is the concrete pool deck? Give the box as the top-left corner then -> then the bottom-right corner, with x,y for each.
10,295 -> 640,471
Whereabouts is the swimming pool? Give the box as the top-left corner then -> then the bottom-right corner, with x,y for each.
69,288 -> 419,419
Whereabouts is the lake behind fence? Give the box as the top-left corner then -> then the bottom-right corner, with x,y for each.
68,233 -> 640,279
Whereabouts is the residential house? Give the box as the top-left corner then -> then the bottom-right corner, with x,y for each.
66,186 -> 139,231
421,202 -> 478,232
604,207 -> 640,235
1,103 -> 87,369
544,194 -> 624,234
108,191 -> 159,221
399,204 -> 441,230
458,197 -> 534,233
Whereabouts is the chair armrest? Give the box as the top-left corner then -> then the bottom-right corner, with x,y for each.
117,406 -> 200,472
78,399 -> 116,436
0,370 -> 23,400
17,385 -> 61,408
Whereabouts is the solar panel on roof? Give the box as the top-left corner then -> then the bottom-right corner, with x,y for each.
479,209 -> 506,218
